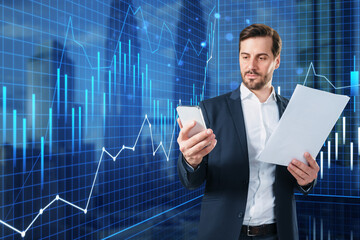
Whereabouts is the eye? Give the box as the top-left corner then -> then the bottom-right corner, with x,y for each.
259,56 -> 267,61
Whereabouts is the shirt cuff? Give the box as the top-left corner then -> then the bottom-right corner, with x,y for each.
299,182 -> 312,193
182,156 -> 199,172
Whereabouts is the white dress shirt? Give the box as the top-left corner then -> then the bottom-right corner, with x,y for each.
240,82 -> 279,226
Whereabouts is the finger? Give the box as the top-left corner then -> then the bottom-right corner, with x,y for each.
288,161 -> 308,180
187,134 -> 215,156
287,165 -> 306,184
177,118 -> 183,129
290,159 -> 311,176
304,152 -> 319,170
195,139 -> 217,158
178,121 -> 196,141
186,129 -> 214,149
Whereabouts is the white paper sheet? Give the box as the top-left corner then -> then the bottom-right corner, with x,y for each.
258,84 -> 350,166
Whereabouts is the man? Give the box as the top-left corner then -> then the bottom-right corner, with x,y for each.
176,24 -> 319,240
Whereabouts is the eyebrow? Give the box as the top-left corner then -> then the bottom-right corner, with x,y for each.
240,52 -> 270,57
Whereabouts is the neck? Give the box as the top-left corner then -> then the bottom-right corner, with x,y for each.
250,83 -> 273,103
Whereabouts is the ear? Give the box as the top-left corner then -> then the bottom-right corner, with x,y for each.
274,55 -> 280,69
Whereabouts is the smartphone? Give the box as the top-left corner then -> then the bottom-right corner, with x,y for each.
176,105 -> 207,138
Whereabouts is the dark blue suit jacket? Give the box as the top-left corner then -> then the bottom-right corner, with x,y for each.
177,85 -> 315,240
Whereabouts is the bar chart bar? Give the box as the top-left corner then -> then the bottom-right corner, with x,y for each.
3,86 -> 6,144
351,55 -> 359,96
327,141 -> 330,169
350,142 -> 353,171
91,76 -> 94,119
114,54 -> 117,93
49,108 -> 52,159
57,68 -> 60,114
79,107 -> 81,151
358,127 -> 360,156
23,118 -> 26,172
13,109 -> 16,167
109,70 -> 111,111
65,74 -> 68,123
41,136 -> 44,190
335,132 -> 338,160
320,151 -> 323,179
343,117 -> 346,144
72,108 -> 75,153
97,51 -> 100,90
32,94 -> 35,148
85,89 -> 88,136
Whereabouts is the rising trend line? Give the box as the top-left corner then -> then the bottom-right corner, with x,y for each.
59,5 -> 216,69
3,5 -> 218,222
1,5 -> 218,236
0,114 -> 178,238
303,62 -> 360,89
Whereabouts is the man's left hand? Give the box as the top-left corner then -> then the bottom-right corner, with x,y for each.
287,152 -> 320,187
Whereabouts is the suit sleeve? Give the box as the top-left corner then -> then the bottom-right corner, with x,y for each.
177,153 -> 208,190
177,101 -> 210,190
296,178 -> 317,195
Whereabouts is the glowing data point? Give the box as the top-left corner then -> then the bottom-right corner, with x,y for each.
21,232 -> 25,238
102,147 -> 105,151
145,114 -> 147,118
132,147 -> 135,151
149,124 -> 151,128
113,157 -> 116,161
39,209 -> 43,215
160,141 -> 162,145
153,152 -> 155,156
84,209 -> 87,214
214,13 -> 220,19
166,157 -> 169,161
56,195 -> 59,200
122,145 -> 125,149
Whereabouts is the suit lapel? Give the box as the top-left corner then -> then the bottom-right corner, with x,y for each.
225,85 -> 288,162
275,93 -> 287,118
226,85 -> 249,160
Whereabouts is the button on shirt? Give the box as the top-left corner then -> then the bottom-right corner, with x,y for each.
240,82 -> 279,226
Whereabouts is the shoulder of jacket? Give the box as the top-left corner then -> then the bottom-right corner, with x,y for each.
200,91 -> 232,106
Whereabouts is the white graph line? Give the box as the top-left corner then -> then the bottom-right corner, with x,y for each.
303,62 -> 360,89
1,8 -> 218,238
200,17 -> 217,101
0,114 -> 178,237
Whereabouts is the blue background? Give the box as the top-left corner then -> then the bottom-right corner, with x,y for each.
0,0 -> 359,239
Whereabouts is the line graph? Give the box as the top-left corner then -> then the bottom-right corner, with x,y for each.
0,114 -> 177,238
0,3 -> 218,237
59,5 -> 216,70
2,6 -> 218,222
303,61 -> 360,90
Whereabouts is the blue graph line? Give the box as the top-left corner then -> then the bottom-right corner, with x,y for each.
0,6 -> 218,236
2,5 -> 218,224
59,5 -> 216,70
102,195 -> 203,240
303,62 -> 360,90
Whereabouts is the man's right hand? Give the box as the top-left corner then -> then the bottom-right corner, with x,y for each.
177,118 -> 217,169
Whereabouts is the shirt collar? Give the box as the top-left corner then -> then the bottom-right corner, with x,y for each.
240,82 -> 277,103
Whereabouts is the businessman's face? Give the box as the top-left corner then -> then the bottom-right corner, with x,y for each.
239,36 -> 280,91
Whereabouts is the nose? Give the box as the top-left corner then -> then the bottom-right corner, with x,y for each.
248,57 -> 257,70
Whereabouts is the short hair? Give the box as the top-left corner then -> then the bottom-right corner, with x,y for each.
239,24 -> 282,58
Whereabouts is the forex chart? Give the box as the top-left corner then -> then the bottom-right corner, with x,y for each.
0,0 -> 359,239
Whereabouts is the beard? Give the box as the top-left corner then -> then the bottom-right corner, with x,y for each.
241,70 -> 271,90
